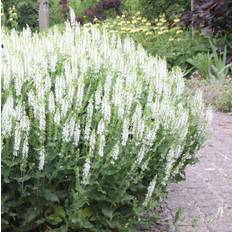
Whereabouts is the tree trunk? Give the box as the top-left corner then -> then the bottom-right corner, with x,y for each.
191,0 -> 196,36
39,0 -> 49,31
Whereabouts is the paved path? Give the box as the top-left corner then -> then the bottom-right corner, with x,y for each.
166,112 -> 232,232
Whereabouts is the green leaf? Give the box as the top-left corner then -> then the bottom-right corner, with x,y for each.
54,205 -> 65,219
22,207 -> 40,225
44,190 -> 59,202
83,207 -> 92,218
46,214 -> 63,226
102,207 -> 114,220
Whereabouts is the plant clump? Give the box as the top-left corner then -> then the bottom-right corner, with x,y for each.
1,22 -> 211,231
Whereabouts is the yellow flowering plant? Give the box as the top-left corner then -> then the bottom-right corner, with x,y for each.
98,13 -> 209,70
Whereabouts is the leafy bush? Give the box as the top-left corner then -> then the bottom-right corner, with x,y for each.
73,0 -> 121,24
1,23 -> 211,231
187,53 -> 212,79
1,0 -> 74,30
215,84 -> 232,113
123,0 -> 190,21
188,42 -> 232,81
182,0 -> 232,36
2,0 -> 38,30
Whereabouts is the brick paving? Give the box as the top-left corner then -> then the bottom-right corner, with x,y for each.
166,112 -> 232,232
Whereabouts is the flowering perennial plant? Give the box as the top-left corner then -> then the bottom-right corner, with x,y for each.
1,23 -> 211,231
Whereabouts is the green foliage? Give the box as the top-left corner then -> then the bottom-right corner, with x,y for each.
188,43 -> 232,81
215,83 -> 232,113
187,53 -> 212,79
70,0 -> 98,16
1,0 -> 69,30
2,0 -> 38,30
123,0 -> 190,21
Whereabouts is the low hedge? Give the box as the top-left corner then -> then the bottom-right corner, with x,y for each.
1,23 -> 211,231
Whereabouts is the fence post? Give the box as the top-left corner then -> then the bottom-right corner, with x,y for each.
39,0 -> 49,31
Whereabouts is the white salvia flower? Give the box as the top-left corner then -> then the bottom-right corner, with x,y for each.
137,119 -> 145,140
137,145 -> 146,165
132,103 -> 142,137
55,76 -> 65,104
82,159 -> 91,185
22,137 -> 29,158
97,119 -> 105,135
95,87 -> 102,110
104,74 -> 112,97
98,135 -> 105,157
144,124 -> 159,147
101,97 -> 111,122
61,98 -> 69,118
84,99 -> 94,141
1,95 -> 14,137
69,7 -> 76,26
39,110 -> 46,131
39,147 -> 45,170
69,117 -> 76,138
13,125 -> 21,156
89,130 -> 96,153
50,54 -> 57,72
54,111 -> 61,125
48,92 -> 55,113
73,123 -> 81,146
122,117 -> 129,146
143,177 -> 157,207
111,143 -> 120,161
20,114 -> 30,133
62,122 -> 70,142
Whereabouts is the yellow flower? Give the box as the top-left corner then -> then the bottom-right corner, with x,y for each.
176,30 -> 183,34
137,17 -> 142,21
136,11 -> 141,15
174,18 -> 180,23
142,18 -> 147,23
169,38 -> 174,42
160,17 -> 166,23
146,22 -> 151,26
122,14 -> 125,18
156,22 -> 163,26
157,31 -> 164,35
132,20 -> 137,24
146,31 -> 153,36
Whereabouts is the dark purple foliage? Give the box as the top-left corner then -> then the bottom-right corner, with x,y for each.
84,7 -> 96,18
77,0 -> 121,24
181,0 -> 232,35
76,16 -> 84,25
97,0 -> 121,10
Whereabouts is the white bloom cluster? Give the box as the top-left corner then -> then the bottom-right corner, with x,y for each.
1,22 -> 210,190
143,177 -> 157,207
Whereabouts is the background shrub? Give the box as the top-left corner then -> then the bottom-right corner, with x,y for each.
2,23 -> 211,231
123,0 -> 190,21
182,0 -> 232,36
2,0 -> 38,30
